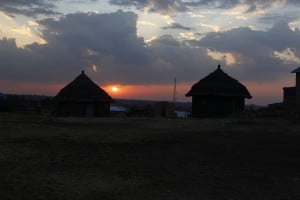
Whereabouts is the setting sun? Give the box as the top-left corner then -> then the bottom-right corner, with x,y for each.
111,86 -> 119,92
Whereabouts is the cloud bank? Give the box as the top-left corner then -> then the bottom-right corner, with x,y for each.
1,10 -> 299,90
109,0 -> 300,15
161,23 -> 192,31
0,0 -> 59,17
1,0 -> 300,19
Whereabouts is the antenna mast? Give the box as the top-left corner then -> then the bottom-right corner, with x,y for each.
173,77 -> 177,103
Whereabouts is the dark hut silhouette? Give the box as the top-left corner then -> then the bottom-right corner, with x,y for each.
283,87 -> 296,107
283,67 -> 300,111
54,71 -> 112,117
186,65 -> 252,117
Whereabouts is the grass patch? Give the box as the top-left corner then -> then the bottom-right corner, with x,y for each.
1,113 -> 300,199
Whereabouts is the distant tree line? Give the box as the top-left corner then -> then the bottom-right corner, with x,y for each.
0,94 -> 53,114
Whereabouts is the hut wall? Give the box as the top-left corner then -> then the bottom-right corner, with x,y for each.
55,101 -> 110,117
284,96 -> 296,106
296,73 -> 300,111
154,102 -> 176,118
55,102 -> 86,117
192,96 -> 245,117
95,102 -> 110,117
282,87 -> 296,110
234,98 -> 245,112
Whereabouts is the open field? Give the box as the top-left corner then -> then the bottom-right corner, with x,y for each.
1,113 -> 300,200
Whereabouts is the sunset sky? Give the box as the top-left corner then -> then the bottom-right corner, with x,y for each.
1,0 -> 300,105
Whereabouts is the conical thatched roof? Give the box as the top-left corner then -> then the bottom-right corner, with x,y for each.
186,65 -> 252,98
54,71 -> 112,102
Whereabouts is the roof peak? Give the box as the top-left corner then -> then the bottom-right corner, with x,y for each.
185,64 -> 252,99
54,70 -> 112,102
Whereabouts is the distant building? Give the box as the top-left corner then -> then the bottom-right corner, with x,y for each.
0,92 -> 9,112
185,65 -> 252,117
110,105 -> 128,112
292,67 -> 300,111
53,71 -> 112,117
269,67 -> 300,112
175,110 -> 189,118
154,101 -> 176,118
283,87 -> 296,108
110,105 -> 128,117
0,92 -> 6,99
283,67 -> 300,111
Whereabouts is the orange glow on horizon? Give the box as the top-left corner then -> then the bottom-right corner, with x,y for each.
0,80 -> 64,96
244,78 -> 295,105
0,77 -> 296,105
111,86 -> 119,93
103,83 -> 191,102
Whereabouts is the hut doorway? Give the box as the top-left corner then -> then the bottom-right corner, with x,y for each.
85,104 -> 95,117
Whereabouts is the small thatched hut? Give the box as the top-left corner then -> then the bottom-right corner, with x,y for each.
54,71 -> 112,117
186,65 -> 252,117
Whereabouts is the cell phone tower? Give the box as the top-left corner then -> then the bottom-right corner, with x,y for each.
173,77 -> 177,103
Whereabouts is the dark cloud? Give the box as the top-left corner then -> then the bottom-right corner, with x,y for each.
0,11 -> 147,83
0,10 -> 300,90
0,0 -> 59,17
109,0 -> 188,14
184,0 -> 240,9
39,11 -> 147,65
0,10 -> 214,85
147,35 -> 214,83
1,0 -> 300,18
195,21 -> 300,81
109,0 -> 300,15
161,23 -> 192,31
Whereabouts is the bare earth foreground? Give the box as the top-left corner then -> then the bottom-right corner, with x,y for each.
1,114 -> 300,200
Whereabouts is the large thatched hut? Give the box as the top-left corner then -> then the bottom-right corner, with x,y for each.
54,71 -> 112,117
186,65 -> 252,117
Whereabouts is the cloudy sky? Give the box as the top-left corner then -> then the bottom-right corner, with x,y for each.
1,0 -> 300,104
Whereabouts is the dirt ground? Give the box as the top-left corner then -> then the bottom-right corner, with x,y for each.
1,113 -> 300,200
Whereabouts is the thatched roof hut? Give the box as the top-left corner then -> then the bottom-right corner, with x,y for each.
186,65 -> 251,117
186,65 -> 251,98
54,71 -> 112,117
